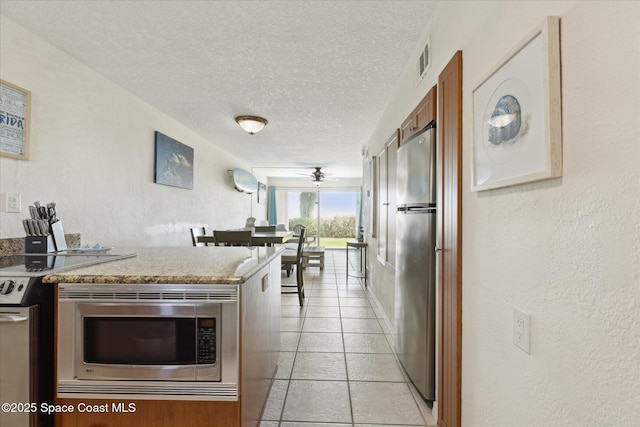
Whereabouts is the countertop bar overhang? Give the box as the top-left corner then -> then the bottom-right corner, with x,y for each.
42,246 -> 284,285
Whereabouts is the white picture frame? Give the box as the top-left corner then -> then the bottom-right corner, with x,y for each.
0,79 -> 31,160
471,16 -> 562,192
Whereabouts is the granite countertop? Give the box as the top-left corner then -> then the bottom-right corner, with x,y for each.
42,246 -> 284,285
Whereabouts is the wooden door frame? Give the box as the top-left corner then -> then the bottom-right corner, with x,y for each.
436,50 -> 463,427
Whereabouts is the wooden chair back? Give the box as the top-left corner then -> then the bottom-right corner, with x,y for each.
190,227 -> 207,247
254,225 -> 276,232
213,230 -> 252,246
281,226 -> 306,306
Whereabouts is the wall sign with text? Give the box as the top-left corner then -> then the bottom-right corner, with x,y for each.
0,79 -> 31,160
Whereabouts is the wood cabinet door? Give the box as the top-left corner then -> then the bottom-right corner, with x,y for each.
400,86 -> 437,143
416,86 -> 437,130
385,130 -> 398,268
377,129 -> 399,268
377,148 -> 388,263
400,114 -> 415,142
437,50 -> 462,427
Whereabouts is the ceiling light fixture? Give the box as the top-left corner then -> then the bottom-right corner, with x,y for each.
311,167 -> 330,186
235,115 -> 268,135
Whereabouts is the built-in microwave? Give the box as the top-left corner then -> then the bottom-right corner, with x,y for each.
77,302 -> 221,381
57,284 -> 239,400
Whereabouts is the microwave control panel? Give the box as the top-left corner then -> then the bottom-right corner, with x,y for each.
197,318 -> 216,364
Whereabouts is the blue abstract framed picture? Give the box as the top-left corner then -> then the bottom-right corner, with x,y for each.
154,131 -> 194,189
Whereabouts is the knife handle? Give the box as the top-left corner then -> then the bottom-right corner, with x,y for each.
23,219 -> 31,236
40,220 -> 50,235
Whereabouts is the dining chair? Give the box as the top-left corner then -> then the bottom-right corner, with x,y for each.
281,226 -> 305,306
291,223 -> 316,247
190,227 -> 207,247
254,225 -> 276,232
213,230 -> 252,247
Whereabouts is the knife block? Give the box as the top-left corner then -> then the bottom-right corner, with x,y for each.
25,235 -> 56,253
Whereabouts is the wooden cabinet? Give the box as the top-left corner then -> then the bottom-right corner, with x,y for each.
400,86 -> 437,142
53,399 -> 239,427
377,129 -> 399,268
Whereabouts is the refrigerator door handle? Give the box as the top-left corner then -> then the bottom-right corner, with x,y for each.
406,207 -> 437,213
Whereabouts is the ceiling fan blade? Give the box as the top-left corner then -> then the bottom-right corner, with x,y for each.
290,167 -> 338,182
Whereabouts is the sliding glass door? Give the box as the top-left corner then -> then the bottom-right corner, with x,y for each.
280,188 -> 360,248
285,190 -> 320,244
318,190 -> 359,248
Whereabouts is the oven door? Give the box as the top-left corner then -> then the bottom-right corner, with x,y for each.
75,303 -> 220,381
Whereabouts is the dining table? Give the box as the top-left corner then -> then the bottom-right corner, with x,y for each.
197,230 -> 293,246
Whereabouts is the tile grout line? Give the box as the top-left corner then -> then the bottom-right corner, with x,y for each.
338,278 -> 356,427
269,250 -> 432,426
277,286 -> 307,425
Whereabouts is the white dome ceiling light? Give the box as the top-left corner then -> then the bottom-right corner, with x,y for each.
235,115 -> 268,135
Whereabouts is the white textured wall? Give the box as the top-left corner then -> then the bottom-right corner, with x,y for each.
367,1 -> 640,425
0,16 -> 267,246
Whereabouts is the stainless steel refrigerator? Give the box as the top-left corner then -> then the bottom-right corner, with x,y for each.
394,121 -> 436,401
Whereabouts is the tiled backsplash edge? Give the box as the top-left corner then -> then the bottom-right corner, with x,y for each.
0,233 -> 81,255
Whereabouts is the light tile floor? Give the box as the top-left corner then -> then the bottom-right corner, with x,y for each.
261,249 -> 436,427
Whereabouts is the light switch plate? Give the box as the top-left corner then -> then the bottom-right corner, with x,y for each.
513,307 -> 531,354
1,192 -> 21,213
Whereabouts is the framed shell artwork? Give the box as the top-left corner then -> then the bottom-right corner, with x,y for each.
471,16 -> 562,191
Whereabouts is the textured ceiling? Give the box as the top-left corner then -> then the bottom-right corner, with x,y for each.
0,0 -> 438,180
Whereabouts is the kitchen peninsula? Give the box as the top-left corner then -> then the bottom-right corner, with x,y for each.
43,246 -> 283,427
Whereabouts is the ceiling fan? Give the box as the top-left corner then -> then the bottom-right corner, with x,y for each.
299,167 -> 338,184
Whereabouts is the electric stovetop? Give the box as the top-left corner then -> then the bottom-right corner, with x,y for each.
0,252 -> 137,277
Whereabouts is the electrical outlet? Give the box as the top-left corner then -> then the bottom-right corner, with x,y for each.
1,192 -> 21,213
513,307 -> 531,354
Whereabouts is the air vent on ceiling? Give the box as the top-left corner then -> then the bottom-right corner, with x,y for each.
416,39 -> 431,84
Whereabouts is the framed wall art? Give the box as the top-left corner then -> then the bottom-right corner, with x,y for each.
471,16 -> 562,192
257,182 -> 267,204
0,79 -> 31,160
154,131 -> 194,190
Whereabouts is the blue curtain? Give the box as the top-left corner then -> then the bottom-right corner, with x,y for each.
356,186 -> 364,239
267,186 -> 277,225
